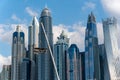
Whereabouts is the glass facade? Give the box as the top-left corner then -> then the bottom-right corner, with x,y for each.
85,12 -> 100,80
54,31 -> 69,80
37,8 -> 54,80
20,58 -> 31,80
67,44 -> 80,80
98,44 -> 110,80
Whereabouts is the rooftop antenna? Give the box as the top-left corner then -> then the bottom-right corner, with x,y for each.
45,3 -> 48,8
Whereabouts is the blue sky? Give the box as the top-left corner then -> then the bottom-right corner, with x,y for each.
0,0 -> 120,70
0,0 -> 106,55
0,0 -> 107,25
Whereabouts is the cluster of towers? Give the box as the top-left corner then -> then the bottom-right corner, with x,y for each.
0,7 -> 120,80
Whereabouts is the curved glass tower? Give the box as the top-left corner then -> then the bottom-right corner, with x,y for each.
37,7 -> 54,80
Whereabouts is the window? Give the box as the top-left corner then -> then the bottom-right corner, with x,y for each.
89,38 -> 92,43
86,40 -> 88,47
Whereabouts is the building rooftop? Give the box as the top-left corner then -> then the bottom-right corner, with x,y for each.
41,8 -> 51,17
87,12 -> 96,23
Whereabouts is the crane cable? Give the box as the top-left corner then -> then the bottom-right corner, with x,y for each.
41,22 -> 60,80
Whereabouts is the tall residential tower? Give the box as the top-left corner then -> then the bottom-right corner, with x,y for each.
85,12 -> 100,80
67,44 -> 81,80
11,26 -> 25,80
36,7 -> 54,80
54,31 -> 69,80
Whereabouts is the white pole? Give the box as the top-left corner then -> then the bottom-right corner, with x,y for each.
41,23 -> 60,80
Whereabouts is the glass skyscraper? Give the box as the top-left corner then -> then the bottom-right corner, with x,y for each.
67,44 -> 80,80
85,12 -> 100,80
36,7 -> 54,80
11,26 -> 25,80
102,17 -> 120,79
98,44 -> 110,80
20,58 -> 31,80
54,30 -> 69,80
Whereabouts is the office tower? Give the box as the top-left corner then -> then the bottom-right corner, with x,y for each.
11,25 -> 25,80
28,17 -> 39,80
98,44 -> 110,80
20,58 -> 31,80
28,16 -> 39,60
0,65 -> 11,80
80,52 -> 85,80
67,44 -> 80,80
85,12 -> 100,80
37,7 -> 54,80
102,17 -> 120,79
54,30 -> 69,80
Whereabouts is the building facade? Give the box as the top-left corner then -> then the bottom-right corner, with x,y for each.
98,44 -> 110,80
85,12 -> 100,80
11,26 -> 25,80
102,17 -> 120,79
67,44 -> 81,80
20,58 -> 31,80
37,7 -> 54,80
0,65 -> 11,80
80,52 -> 85,80
28,16 -> 39,80
54,31 -> 69,80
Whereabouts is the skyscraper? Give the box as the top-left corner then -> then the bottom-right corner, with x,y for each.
11,25 -> 25,80
98,44 -> 110,80
67,44 -> 80,80
37,7 -> 54,80
28,17 -> 39,80
102,17 -> 120,79
85,12 -> 100,80
32,16 -> 39,48
54,30 -> 69,80
20,58 -> 31,80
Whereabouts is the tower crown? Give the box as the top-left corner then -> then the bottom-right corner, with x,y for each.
60,30 -> 67,38
87,12 -> 96,23
41,8 -> 51,17
56,30 -> 69,44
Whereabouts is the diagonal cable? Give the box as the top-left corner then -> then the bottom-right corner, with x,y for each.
41,22 -> 60,80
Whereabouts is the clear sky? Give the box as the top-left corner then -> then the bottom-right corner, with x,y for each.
0,0 -> 120,71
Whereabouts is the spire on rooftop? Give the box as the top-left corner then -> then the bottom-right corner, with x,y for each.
87,12 -> 96,23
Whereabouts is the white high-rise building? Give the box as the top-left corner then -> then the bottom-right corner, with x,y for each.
32,16 -> 39,48
103,17 -> 120,80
